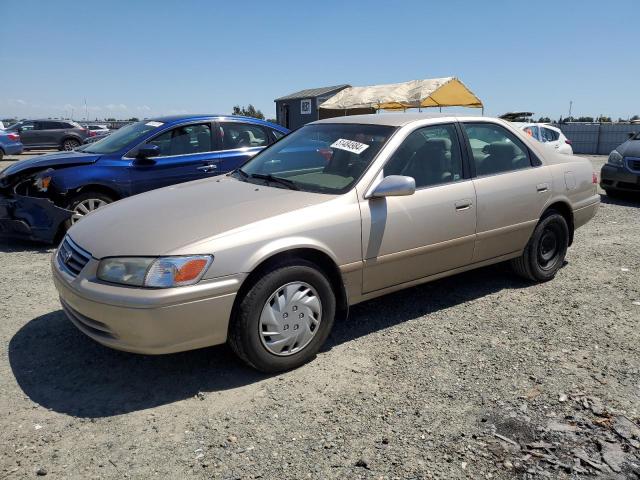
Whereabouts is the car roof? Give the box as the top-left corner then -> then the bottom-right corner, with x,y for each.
513,122 -> 560,132
149,114 -> 286,129
311,113 -> 501,127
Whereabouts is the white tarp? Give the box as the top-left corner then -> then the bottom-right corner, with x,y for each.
318,77 -> 483,111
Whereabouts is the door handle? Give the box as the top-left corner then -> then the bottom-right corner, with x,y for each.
197,163 -> 218,172
454,199 -> 473,211
536,183 -> 549,193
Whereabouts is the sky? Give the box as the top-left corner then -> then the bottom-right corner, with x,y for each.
1,0 -> 638,122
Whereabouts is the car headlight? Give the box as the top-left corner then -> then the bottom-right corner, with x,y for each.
608,150 -> 624,167
32,169 -> 55,192
97,255 -> 213,288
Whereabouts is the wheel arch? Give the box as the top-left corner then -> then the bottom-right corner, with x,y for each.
70,183 -> 122,201
59,136 -> 83,148
542,200 -> 574,246
232,247 -> 349,325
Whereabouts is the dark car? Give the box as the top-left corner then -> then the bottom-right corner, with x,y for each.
0,114 -> 289,242
4,120 -> 89,151
600,132 -> 640,197
0,130 -> 23,160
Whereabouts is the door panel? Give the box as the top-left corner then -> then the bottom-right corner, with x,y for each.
472,167 -> 551,261
360,180 -> 477,293
128,122 -> 218,194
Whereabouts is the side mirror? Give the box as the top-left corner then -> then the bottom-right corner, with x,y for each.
137,144 -> 160,159
370,175 -> 416,198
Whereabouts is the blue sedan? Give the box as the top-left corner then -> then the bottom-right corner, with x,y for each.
0,129 -> 24,160
0,115 -> 288,243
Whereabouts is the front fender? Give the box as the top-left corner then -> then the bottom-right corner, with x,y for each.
245,236 -> 340,273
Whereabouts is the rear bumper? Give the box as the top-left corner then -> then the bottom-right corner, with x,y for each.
573,196 -> 600,230
600,164 -> 640,192
0,193 -> 71,243
2,143 -> 23,155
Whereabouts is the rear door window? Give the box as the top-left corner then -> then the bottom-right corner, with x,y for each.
218,122 -> 269,150
463,123 -> 531,176
541,127 -> 559,142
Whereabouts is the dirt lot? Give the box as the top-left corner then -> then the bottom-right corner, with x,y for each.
0,155 -> 638,479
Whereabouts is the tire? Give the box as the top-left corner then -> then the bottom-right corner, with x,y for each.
604,189 -> 620,199
511,210 -> 569,282
61,138 -> 81,151
63,191 -> 115,230
228,260 -> 336,373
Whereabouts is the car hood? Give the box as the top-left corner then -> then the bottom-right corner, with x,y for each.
0,151 -> 101,184
68,175 -> 334,258
617,139 -> 640,157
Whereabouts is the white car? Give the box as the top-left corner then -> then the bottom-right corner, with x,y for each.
516,123 -> 573,155
86,124 -> 110,135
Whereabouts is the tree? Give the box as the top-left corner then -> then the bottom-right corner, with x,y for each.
128,117 -> 139,122
232,104 -> 265,119
576,116 -> 594,122
597,116 -> 611,123
537,116 -> 551,123
631,115 -> 640,121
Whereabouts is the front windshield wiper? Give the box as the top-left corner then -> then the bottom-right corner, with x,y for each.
247,173 -> 299,190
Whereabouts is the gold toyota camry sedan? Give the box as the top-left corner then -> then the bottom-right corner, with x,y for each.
52,114 -> 599,372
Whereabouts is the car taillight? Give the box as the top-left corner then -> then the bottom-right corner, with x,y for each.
565,139 -> 572,145
7,133 -> 20,141
592,172 -> 598,184
89,130 -> 96,137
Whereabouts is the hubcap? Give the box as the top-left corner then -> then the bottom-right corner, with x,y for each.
64,141 -> 78,151
259,281 -> 322,356
538,227 -> 559,269
71,198 -> 109,224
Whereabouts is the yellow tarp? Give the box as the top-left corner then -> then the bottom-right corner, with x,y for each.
318,77 -> 482,111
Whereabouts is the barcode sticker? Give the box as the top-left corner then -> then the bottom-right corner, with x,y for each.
330,138 -> 369,155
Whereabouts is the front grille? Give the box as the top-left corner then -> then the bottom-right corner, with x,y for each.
626,157 -> 640,173
57,236 -> 92,277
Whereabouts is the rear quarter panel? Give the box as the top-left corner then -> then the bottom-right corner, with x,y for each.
545,153 -> 599,228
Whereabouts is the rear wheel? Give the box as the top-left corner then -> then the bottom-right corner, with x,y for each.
511,211 -> 569,282
228,260 -> 336,372
61,138 -> 81,151
63,191 -> 115,230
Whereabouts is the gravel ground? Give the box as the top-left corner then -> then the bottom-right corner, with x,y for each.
0,156 -> 638,479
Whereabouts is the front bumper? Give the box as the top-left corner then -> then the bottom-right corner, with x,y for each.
0,193 -> 72,243
600,164 -> 640,192
51,250 -> 245,354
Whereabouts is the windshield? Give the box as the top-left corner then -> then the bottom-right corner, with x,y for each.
80,121 -> 163,154
235,123 -> 396,194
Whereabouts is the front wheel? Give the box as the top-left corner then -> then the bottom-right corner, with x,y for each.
63,191 -> 114,230
228,260 -> 336,372
511,211 -> 569,282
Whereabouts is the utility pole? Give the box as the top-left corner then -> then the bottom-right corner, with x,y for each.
568,100 -> 573,119
84,98 -> 88,121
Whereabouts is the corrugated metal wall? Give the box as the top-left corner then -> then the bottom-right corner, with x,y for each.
553,123 -> 638,155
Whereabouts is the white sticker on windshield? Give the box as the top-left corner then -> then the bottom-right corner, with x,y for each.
330,138 -> 369,155
145,121 -> 164,127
